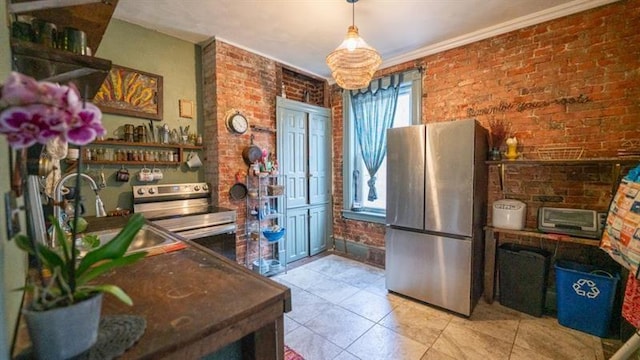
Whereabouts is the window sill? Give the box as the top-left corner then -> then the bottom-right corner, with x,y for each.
341,209 -> 386,224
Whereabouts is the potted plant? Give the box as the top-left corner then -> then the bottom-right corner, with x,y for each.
488,118 -> 509,160
1,72 -> 147,359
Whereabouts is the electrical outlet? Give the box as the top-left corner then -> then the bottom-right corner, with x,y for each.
4,191 -> 20,239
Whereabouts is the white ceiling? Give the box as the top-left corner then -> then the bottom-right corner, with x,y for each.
113,0 -> 618,81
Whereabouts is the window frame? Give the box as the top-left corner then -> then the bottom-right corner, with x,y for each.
341,69 -> 422,223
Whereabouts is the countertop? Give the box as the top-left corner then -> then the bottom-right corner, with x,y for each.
13,217 -> 291,359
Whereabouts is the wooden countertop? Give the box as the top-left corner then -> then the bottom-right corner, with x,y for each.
13,219 -> 291,359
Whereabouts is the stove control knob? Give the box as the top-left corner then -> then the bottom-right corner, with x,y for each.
194,185 -> 201,191
148,188 -> 156,194
137,188 -> 146,195
202,184 -> 209,191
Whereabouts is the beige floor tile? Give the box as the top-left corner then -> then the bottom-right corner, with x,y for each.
339,289 -> 401,322
420,347 -> 459,360
509,344 -> 555,360
379,301 -> 452,347
362,277 -> 408,304
275,267 -> 329,290
515,318 -> 601,360
449,300 -> 522,343
305,275 -> 361,304
334,350 -> 362,360
285,326 -> 343,360
430,321 -> 512,360
333,265 -> 385,288
347,324 -> 429,360
304,304 -> 375,348
284,314 -> 301,334
286,288 -> 335,324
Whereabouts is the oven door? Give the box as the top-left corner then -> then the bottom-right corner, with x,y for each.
177,223 -> 237,261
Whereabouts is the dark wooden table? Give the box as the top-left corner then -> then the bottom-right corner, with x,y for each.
13,221 -> 291,359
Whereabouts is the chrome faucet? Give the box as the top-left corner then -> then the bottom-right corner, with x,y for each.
51,173 -> 107,247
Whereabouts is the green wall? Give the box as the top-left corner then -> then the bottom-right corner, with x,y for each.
0,14 -> 201,356
78,19 -> 202,215
1,0 -> 29,357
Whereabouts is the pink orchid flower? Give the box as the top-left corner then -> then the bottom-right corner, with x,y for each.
0,72 -> 103,149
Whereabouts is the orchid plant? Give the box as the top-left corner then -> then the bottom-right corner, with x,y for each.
0,72 -> 105,148
1,72 -> 146,311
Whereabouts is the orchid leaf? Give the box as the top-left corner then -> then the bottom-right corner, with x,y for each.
76,251 -> 147,286
80,285 -> 133,306
76,214 -> 145,275
14,234 -> 35,254
35,244 -> 64,271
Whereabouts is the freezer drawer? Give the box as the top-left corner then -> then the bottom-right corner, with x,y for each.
385,227 -> 472,316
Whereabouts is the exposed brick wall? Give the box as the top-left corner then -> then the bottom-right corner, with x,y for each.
282,68 -> 325,106
202,40 -> 279,265
331,0 -> 640,266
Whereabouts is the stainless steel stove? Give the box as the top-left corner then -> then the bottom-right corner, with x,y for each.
132,182 -> 237,260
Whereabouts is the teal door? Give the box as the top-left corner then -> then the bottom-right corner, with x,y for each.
309,204 -> 329,256
286,207 -> 309,262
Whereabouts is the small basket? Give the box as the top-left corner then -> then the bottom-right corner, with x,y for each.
267,185 -> 284,196
536,146 -> 584,160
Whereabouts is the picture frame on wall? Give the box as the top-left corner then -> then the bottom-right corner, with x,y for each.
179,99 -> 194,119
93,65 -> 163,120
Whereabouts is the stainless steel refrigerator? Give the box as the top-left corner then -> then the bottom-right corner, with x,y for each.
385,119 -> 488,316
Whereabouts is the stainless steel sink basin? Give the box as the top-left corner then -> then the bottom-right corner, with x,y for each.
85,224 -> 179,254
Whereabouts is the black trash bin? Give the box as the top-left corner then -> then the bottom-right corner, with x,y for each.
499,243 -> 551,317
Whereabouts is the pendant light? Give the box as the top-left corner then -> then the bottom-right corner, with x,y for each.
326,0 -> 381,90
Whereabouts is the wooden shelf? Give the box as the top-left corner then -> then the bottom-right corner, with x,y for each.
486,157 -> 640,165
488,157 -> 639,192
83,160 -> 179,166
90,140 -> 203,150
10,0 -> 119,53
484,226 -> 600,247
11,39 -> 112,99
483,225 -> 601,305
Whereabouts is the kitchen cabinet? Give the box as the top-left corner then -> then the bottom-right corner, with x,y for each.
277,97 -> 331,263
285,203 -> 330,263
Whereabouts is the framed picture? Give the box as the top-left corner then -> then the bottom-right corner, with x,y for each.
93,65 -> 163,120
179,99 -> 194,119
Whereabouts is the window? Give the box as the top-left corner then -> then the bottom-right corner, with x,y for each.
342,69 -> 422,223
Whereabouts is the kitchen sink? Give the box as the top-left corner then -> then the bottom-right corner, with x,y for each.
85,224 -> 179,255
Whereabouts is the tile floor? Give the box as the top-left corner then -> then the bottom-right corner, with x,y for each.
273,254 -> 605,360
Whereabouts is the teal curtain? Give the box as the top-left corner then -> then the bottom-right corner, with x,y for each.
350,74 -> 402,202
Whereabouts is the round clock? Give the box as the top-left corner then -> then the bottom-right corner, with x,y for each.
227,112 -> 249,134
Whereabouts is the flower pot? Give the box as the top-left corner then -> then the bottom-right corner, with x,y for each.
23,294 -> 103,360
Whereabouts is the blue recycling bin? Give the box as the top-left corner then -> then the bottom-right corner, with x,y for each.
555,260 -> 619,337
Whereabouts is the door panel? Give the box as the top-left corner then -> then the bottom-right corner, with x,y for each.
309,204 -> 329,255
286,208 -> 309,263
385,228 -> 472,315
280,108 -> 308,207
309,113 -> 330,205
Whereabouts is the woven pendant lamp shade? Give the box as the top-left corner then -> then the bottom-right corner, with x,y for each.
326,9 -> 382,90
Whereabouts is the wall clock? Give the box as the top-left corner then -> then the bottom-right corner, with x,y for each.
227,112 -> 249,134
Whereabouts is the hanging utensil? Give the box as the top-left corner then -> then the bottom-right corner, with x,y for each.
229,171 -> 248,200
242,134 -> 262,165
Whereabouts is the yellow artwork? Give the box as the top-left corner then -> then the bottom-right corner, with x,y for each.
93,65 -> 163,120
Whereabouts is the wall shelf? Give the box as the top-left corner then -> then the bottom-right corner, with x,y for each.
91,140 -> 203,150
488,157 -> 640,193
483,226 -> 601,304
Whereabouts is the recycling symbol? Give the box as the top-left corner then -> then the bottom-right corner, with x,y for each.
573,278 -> 600,299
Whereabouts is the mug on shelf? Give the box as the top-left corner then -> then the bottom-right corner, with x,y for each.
66,148 -> 79,160
137,167 -> 154,182
152,168 -> 163,180
115,167 -> 130,182
185,152 -> 202,169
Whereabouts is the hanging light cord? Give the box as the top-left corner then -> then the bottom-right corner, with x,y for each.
352,0 -> 355,27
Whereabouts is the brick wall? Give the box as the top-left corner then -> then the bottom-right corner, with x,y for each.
331,0 -> 640,266
282,68 -> 325,106
202,40 -> 279,264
